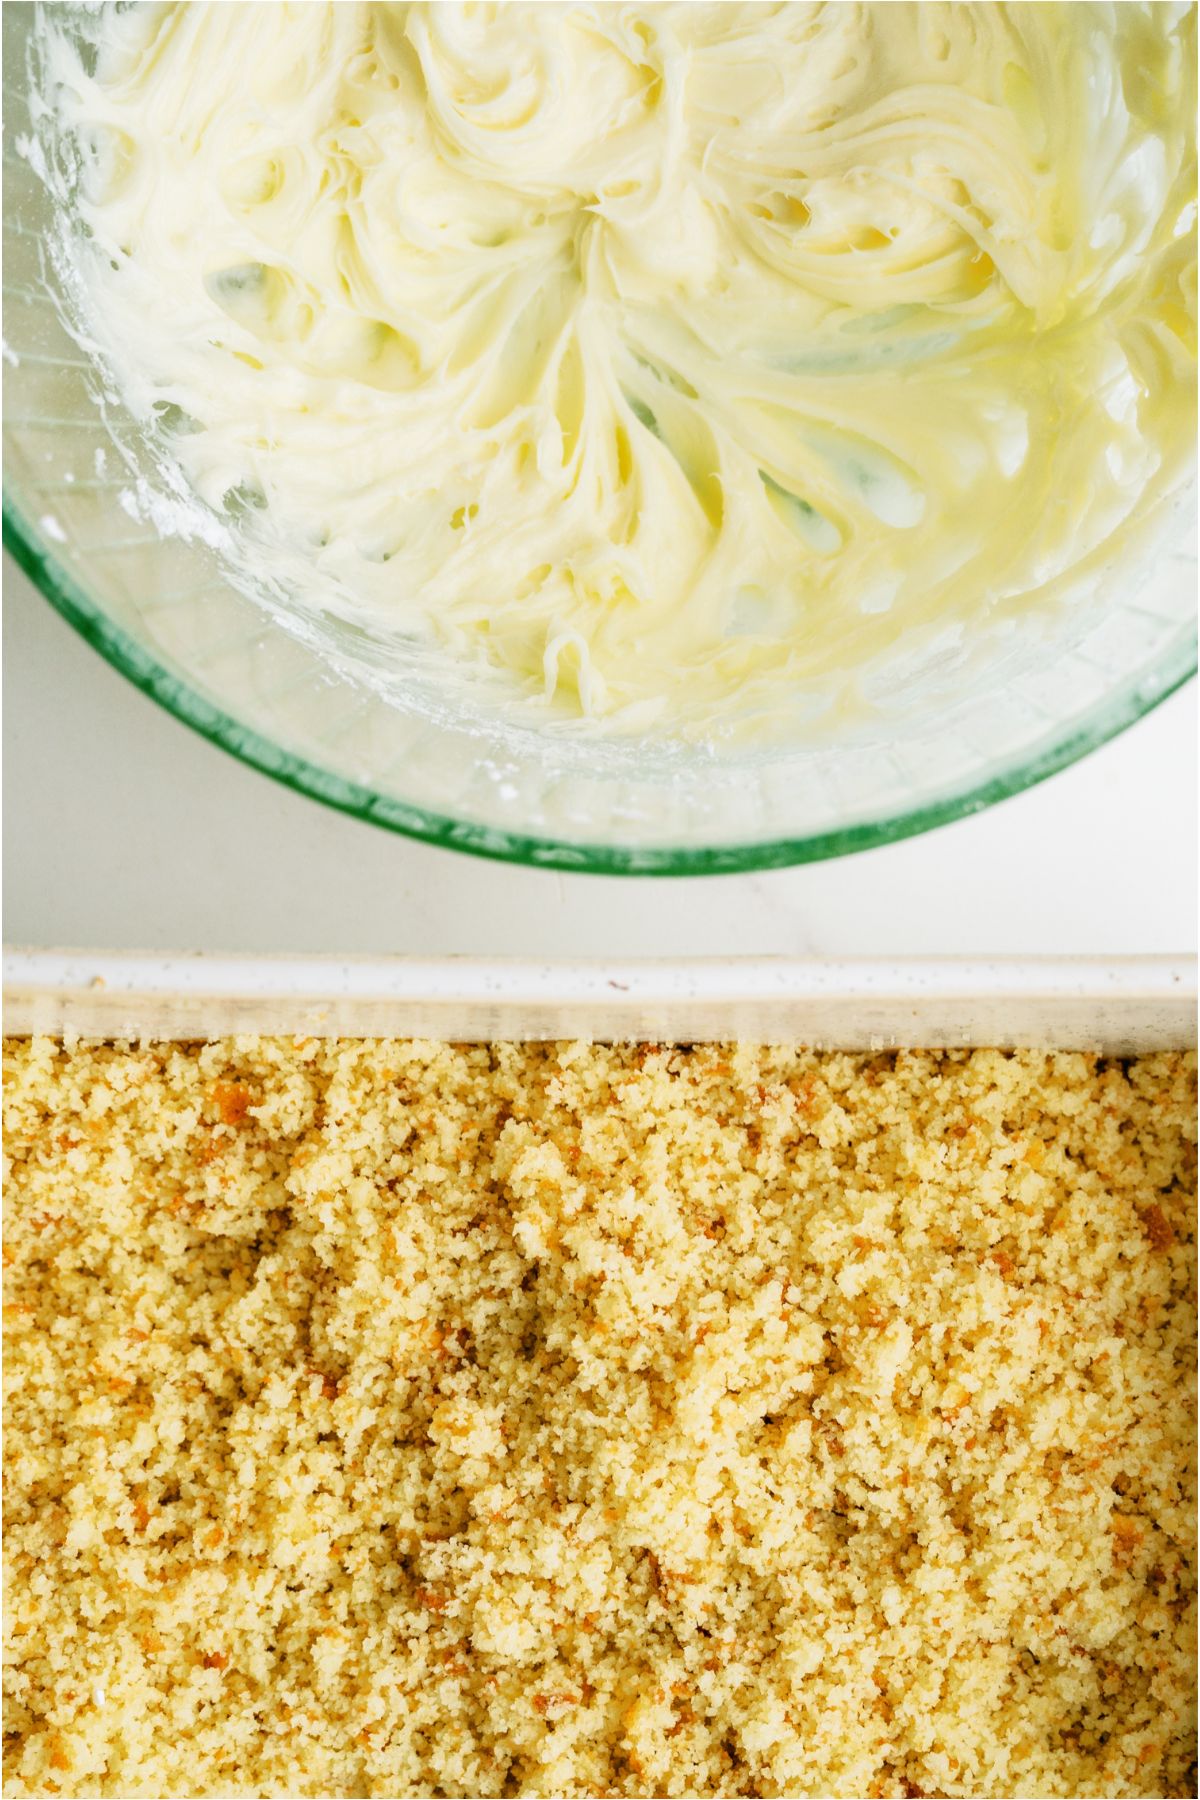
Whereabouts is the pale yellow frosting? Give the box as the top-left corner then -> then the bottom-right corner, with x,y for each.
46,2 -> 1197,733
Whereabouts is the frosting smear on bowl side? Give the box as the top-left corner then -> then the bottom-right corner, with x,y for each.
42,2 -> 1197,734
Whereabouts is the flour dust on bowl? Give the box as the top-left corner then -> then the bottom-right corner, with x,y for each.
3,2 -> 1196,871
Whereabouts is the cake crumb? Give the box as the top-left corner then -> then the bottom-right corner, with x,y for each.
3,1039 -> 1196,1798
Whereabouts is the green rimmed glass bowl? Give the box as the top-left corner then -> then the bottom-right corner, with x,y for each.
4,8 -> 1196,876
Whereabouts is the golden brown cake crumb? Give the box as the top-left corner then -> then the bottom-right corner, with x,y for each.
3,1039 -> 1196,1798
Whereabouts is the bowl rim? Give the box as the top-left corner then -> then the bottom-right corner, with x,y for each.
4,487 -> 1196,876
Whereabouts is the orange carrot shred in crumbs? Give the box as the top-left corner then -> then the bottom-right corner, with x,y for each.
211,1080 -> 252,1126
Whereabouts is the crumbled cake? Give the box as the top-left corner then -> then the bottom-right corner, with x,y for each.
3,1037 -> 1196,1798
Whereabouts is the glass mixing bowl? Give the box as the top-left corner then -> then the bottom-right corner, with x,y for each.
4,6 -> 1196,875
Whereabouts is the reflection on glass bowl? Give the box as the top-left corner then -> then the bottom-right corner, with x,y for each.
3,7 -> 1196,874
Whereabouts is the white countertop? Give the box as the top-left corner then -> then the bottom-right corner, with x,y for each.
4,551 -> 1196,958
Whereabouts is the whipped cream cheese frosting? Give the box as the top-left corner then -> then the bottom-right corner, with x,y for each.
43,2 -> 1198,733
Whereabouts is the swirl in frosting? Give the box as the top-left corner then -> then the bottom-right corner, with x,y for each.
43,1 -> 1198,733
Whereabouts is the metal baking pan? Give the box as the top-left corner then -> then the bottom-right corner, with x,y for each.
2,951 -> 1194,1051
